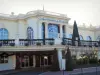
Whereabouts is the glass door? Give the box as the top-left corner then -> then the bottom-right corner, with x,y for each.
21,56 -> 29,68
40,56 -> 48,67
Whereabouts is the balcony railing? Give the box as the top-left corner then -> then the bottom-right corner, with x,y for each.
0,38 -> 55,47
19,38 -> 54,46
62,38 -> 100,47
0,39 -> 15,46
0,38 -> 100,47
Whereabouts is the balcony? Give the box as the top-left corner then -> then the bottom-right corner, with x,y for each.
0,38 -> 100,52
0,38 -> 55,47
62,38 -> 100,47
0,38 -> 66,51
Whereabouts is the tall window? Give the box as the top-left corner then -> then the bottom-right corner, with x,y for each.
79,35 -> 83,40
96,36 -> 100,41
0,54 -> 8,63
86,36 -> 92,41
0,28 -> 8,40
27,27 -> 34,39
48,23 -> 58,38
86,36 -> 92,46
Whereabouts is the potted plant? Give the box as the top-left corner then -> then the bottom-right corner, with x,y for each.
24,43 -> 29,46
61,42 -> 66,45
0,42 -> 2,47
36,42 -> 41,46
49,42 -> 54,45
10,43 -> 15,46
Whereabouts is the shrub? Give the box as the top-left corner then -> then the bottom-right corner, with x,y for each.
65,47 -> 73,71
89,57 -> 98,64
51,48 -> 60,71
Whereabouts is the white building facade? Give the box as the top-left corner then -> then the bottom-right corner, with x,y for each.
0,10 -> 100,71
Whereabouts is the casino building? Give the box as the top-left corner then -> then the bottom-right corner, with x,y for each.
0,10 -> 100,71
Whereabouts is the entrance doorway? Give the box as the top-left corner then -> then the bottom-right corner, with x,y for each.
21,56 -> 29,68
40,56 -> 48,66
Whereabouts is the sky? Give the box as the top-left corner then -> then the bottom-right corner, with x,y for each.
0,0 -> 100,26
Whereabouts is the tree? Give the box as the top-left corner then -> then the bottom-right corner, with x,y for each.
72,21 -> 80,46
51,48 -> 60,71
65,47 -> 73,71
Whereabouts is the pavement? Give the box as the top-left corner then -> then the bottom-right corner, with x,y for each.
39,66 -> 100,75
0,67 -> 100,75
0,67 -> 43,75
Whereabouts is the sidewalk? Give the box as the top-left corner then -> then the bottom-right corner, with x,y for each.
0,67 -> 43,75
0,69 -> 23,75
40,66 -> 100,75
1,66 -> 100,75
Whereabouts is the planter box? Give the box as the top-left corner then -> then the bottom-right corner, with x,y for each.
24,43 -> 29,46
61,42 -> 66,45
36,42 -> 41,46
49,42 -> 54,45
10,43 -> 15,46
0,43 -> 2,47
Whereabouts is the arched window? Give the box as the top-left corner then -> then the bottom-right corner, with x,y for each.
86,36 -> 92,41
79,35 -> 83,40
96,36 -> 100,41
27,27 -> 34,39
0,28 -> 8,40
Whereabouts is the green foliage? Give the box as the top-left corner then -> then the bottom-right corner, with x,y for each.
36,42 -> 41,46
89,57 -> 98,64
65,47 -> 73,71
51,48 -> 60,71
49,42 -> 54,45
10,43 -> 15,46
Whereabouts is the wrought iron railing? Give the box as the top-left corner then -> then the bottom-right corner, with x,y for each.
0,38 -> 54,47
19,38 -> 54,46
62,38 -> 100,47
0,39 -> 15,46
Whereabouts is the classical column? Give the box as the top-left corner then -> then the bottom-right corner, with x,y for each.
60,25 -> 63,38
57,49 -> 65,70
15,20 -> 20,46
45,22 -> 48,38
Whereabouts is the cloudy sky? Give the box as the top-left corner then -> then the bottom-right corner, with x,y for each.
0,0 -> 100,26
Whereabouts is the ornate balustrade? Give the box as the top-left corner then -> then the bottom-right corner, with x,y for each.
62,38 -> 100,47
18,38 -> 55,46
0,39 -> 15,46
0,38 -> 99,48
0,38 -> 54,47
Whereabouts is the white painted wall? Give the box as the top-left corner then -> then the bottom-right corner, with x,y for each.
95,30 -> 100,40
0,20 -> 18,39
27,17 -> 38,39
0,15 -> 98,41
0,55 -> 16,71
18,20 -> 27,39
66,25 -> 95,41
